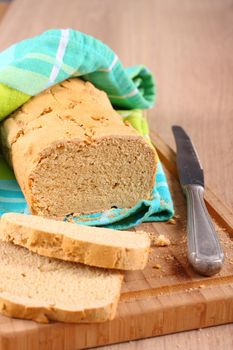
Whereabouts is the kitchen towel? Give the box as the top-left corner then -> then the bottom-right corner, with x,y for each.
0,29 -> 174,228
0,29 -> 155,120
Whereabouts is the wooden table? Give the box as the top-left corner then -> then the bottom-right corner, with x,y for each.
0,0 -> 232,349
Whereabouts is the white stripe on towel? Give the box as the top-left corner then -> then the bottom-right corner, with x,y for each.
0,197 -> 26,203
47,29 -> 70,85
108,88 -> 138,99
98,54 -> 118,72
0,184 -> 21,192
156,182 -> 168,188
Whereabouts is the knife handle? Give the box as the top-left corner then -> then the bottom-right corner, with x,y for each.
183,184 -> 224,276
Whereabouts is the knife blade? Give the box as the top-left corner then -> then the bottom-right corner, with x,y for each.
172,125 -> 224,276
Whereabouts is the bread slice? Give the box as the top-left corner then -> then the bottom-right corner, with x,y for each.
0,213 -> 151,270
0,78 -> 157,217
0,240 -> 123,323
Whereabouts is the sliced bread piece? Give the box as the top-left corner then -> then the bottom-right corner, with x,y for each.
0,240 -> 122,323
0,213 -> 151,270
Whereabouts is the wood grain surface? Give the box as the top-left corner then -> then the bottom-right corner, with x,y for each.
0,0 -> 232,349
0,0 -> 232,209
0,2 -> 8,20
0,133 -> 233,350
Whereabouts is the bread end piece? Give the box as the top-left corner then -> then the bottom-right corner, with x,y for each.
0,78 -> 158,217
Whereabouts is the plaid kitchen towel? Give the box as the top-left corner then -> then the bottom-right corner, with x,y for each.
0,29 -> 174,229
0,29 -> 155,120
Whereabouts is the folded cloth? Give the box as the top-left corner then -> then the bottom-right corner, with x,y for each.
0,29 -> 155,120
0,29 -> 174,228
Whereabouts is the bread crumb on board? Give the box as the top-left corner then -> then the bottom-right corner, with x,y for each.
152,263 -> 161,269
167,218 -> 176,225
149,233 -> 171,247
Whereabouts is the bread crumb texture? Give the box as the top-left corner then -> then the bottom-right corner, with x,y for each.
0,78 -> 157,217
149,233 -> 171,247
0,240 -> 123,323
0,213 -> 151,270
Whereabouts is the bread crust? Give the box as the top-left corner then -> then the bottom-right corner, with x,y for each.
1,214 -> 151,270
0,275 -> 123,323
0,78 -> 158,217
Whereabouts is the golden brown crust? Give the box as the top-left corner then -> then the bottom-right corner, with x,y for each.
0,214 -> 151,270
0,275 -> 122,323
0,78 -> 157,217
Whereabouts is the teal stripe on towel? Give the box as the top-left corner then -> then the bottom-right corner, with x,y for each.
0,189 -> 25,198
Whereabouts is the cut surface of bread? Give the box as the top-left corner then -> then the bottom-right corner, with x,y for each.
0,78 -> 158,217
0,240 -> 122,323
0,213 -> 150,270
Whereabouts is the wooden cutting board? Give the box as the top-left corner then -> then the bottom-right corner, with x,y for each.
0,132 -> 233,350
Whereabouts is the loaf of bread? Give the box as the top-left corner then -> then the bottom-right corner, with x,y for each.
0,213 -> 150,270
0,78 -> 157,218
0,240 -> 123,323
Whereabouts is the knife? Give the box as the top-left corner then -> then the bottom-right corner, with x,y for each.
172,126 -> 224,276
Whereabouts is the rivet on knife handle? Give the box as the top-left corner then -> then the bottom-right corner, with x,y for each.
183,184 -> 224,276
